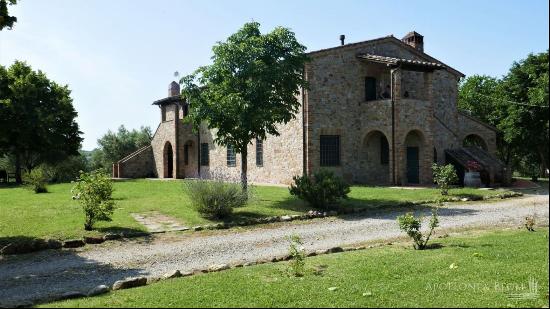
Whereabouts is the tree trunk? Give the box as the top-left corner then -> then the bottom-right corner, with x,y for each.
15,153 -> 22,184
241,148 -> 248,196
538,148 -> 548,178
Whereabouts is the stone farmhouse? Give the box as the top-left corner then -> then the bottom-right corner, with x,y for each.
112,31 -> 509,186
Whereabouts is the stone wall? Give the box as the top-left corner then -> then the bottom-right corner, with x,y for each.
116,146 -> 155,178
458,112 -> 498,155
304,38 -> 449,185
198,100 -> 304,185
177,121 -> 199,178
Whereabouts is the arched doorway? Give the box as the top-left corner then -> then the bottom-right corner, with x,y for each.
463,134 -> 488,151
362,130 -> 391,184
163,142 -> 173,178
404,130 -> 425,184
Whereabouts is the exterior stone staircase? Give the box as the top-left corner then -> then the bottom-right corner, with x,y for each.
445,146 -> 511,187
112,145 -> 155,178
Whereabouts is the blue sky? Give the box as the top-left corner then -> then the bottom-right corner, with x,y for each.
1,0 -> 548,150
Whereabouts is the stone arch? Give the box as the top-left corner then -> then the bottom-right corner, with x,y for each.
403,130 -> 426,185
360,130 -> 391,184
463,134 -> 488,151
163,141 -> 174,178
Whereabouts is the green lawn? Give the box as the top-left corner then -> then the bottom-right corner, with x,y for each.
46,228 -> 549,308
0,179 -> 515,244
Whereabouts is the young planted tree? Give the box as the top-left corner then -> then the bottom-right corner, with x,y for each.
432,163 -> 458,195
71,170 -> 115,231
181,22 -> 308,193
0,61 -> 82,183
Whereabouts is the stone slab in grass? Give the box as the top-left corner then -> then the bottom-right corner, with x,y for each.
131,212 -> 189,233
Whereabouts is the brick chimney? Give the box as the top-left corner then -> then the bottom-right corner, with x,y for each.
402,31 -> 424,53
168,81 -> 180,97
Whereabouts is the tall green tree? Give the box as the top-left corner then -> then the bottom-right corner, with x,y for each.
0,61 -> 82,183
500,51 -> 549,176
181,22 -> 309,192
0,0 -> 17,30
458,51 -> 549,176
92,125 -> 152,172
457,75 -> 512,162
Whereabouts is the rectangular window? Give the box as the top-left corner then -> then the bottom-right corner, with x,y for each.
256,138 -> 263,167
200,143 -> 209,166
380,136 -> 389,165
365,77 -> 377,101
161,106 -> 167,122
227,144 -> 236,167
320,135 -> 340,166
184,144 -> 189,165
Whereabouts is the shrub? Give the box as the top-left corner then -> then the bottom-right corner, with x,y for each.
71,170 -> 115,230
289,169 -> 350,210
24,168 -> 48,193
397,208 -> 439,250
184,179 -> 249,219
525,215 -> 536,232
287,234 -> 306,277
432,163 -> 458,195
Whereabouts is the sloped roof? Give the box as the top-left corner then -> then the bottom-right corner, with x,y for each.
307,35 -> 464,77
152,95 -> 183,106
357,54 -> 445,70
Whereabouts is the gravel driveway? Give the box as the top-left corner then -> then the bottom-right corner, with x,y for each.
1,194 -> 548,307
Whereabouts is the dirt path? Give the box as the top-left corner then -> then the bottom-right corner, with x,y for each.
0,194 -> 548,307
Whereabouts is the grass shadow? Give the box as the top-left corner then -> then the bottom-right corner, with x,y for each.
94,226 -> 149,237
0,236 -> 55,255
424,243 -> 445,250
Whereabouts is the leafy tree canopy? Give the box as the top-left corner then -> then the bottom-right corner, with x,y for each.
0,0 -> 17,30
91,125 -> 152,172
181,22 -> 309,190
0,61 -> 82,182
458,51 -> 549,176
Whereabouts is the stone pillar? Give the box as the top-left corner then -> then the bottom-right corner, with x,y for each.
112,163 -> 118,178
391,68 -> 402,185
423,71 -> 435,184
174,104 -> 180,178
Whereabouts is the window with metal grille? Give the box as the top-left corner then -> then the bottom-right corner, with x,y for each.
200,143 -> 209,166
380,136 -> 389,165
227,144 -> 236,167
256,138 -> 263,167
320,135 -> 340,166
